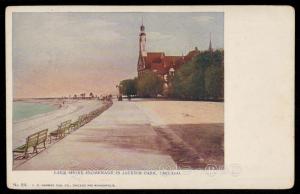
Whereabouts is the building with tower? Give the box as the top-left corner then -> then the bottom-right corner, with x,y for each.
137,21 -> 213,94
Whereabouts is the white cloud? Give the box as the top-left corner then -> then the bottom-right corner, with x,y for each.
192,16 -> 215,24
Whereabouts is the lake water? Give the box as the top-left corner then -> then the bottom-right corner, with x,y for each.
13,101 -> 58,122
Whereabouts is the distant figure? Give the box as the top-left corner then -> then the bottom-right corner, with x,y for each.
118,95 -> 122,101
128,96 -> 131,101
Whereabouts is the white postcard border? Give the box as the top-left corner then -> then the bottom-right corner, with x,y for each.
6,5 -> 294,189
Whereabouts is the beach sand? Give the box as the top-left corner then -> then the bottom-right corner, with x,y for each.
13,99 -> 103,149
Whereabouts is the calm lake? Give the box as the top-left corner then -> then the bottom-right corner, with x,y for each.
13,101 -> 58,122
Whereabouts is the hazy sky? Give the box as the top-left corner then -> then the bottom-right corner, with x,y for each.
12,12 -> 223,98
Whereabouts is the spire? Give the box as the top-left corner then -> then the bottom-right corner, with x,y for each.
139,17 -> 147,56
209,32 -> 213,52
140,16 -> 145,32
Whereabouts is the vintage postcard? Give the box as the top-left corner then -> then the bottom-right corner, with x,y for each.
6,6 -> 294,189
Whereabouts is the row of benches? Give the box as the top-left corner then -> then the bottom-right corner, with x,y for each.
13,102 -> 113,160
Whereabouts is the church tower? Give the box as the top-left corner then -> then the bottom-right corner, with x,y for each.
137,19 -> 147,76
209,32 -> 213,52
139,19 -> 147,56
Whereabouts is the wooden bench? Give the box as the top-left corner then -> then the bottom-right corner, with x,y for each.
70,114 -> 93,132
84,114 -> 90,123
78,115 -> 88,127
13,129 -> 48,159
77,115 -> 84,127
49,120 -> 72,143
63,120 -> 72,134
69,120 -> 80,131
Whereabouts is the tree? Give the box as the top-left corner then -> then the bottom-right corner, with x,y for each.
204,49 -> 224,100
205,64 -> 224,100
120,78 -> 137,98
80,93 -> 86,99
170,58 -> 205,100
137,70 -> 163,97
89,92 -> 94,99
170,49 -> 224,100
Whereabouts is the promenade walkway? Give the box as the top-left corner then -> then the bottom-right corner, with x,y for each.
15,101 -> 177,170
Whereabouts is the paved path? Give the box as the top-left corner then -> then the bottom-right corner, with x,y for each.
15,101 -> 177,170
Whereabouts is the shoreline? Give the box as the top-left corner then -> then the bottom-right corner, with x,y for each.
12,99 -> 104,149
13,99 -> 67,124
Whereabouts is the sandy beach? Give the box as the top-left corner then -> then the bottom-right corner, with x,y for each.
13,99 -> 104,149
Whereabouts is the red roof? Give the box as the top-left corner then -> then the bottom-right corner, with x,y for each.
141,48 -> 200,75
151,63 -> 167,74
146,52 -> 164,63
165,56 -> 184,69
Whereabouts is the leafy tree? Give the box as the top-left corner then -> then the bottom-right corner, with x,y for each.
89,92 -> 94,98
205,64 -> 224,99
120,79 -> 137,98
80,93 -> 86,99
137,70 -> 163,97
170,49 -> 224,100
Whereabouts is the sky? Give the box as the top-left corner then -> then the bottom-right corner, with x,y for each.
12,12 -> 224,98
